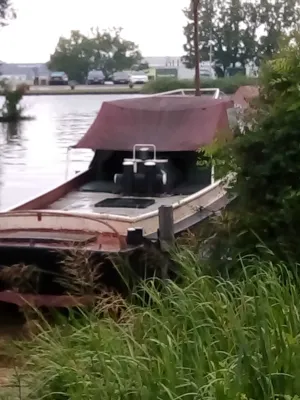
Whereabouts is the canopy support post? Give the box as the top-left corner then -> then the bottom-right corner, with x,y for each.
211,158 -> 215,184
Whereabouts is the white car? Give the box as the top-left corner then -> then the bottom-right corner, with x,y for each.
129,72 -> 149,85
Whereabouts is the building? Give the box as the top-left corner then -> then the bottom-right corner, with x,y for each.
143,57 -> 216,80
143,56 -> 184,68
0,62 -> 50,85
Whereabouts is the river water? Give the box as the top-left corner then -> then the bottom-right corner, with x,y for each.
0,94 -> 140,211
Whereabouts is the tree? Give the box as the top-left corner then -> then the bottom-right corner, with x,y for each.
0,0 -> 15,26
183,0 -> 259,74
182,0 -> 299,75
48,28 -> 143,83
182,0 -> 214,69
258,0 -> 300,60
213,0 -> 260,70
132,62 -> 149,71
0,81 -> 27,121
48,31 -> 92,83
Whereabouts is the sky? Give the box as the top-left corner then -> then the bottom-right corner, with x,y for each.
0,0 -> 188,63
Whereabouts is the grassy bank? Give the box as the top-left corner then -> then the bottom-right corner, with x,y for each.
9,252 -> 300,399
142,75 -> 258,94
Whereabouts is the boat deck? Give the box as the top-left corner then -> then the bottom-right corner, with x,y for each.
48,190 -> 186,217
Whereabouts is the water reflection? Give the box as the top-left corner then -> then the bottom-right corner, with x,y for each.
0,94 -> 141,210
5,122 -> 21,140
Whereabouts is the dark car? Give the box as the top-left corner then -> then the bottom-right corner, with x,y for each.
49,71 -> 69,85
112,71 -> 130,84
87,70 -> 105,85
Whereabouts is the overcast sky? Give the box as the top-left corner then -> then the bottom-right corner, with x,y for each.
0,0 -> 188,63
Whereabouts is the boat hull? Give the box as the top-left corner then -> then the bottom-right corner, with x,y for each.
0,180 -> 230,308
0,193 -> 230,308
0,239 -> 166,308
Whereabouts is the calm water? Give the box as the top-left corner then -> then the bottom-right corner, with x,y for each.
0,94 -> 141,210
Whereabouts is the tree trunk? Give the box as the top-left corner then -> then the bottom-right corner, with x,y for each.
193,0 -> 200,96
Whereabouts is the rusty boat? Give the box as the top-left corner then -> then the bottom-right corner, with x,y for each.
0,88 -> 234,307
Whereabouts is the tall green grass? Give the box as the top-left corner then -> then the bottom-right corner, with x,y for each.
17,251 -> 300,399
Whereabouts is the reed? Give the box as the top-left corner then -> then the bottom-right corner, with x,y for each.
13,251 -> 300,400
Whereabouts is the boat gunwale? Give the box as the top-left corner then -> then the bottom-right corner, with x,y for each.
0,179 -> 223,224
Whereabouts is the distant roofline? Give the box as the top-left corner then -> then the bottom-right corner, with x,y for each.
144,55 -> 182,58
1,61 -> 47,63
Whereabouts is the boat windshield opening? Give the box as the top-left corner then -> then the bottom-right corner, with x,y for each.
84,149 -> 212,197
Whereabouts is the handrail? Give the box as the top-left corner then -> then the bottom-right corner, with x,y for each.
149,88 -> 221,99
133,144 -> 157,161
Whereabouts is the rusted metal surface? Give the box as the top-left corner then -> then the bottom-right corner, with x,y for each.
0,232 -> 125,252
0,291 -> 95,308
74,97 -> 233,151
232,85 -> 259,108
0,210 -> 128,250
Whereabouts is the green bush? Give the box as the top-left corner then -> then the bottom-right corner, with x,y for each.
18,255 -> 300,399
203,32 -> 300,266
0,82 -> 26,121
142,75 -> 258,94
142,77 -> 194,93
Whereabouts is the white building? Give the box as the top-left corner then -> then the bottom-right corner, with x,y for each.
0,62 -> 50,85
143,56 -> 184,68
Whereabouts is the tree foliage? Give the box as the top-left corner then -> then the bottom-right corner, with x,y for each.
204,32 -> 300,267
48,28 -> 143,82
182,0 -> 300,74
0,81 -> 27,121
0,0 -> 15,26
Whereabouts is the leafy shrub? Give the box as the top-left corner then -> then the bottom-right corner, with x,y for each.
142,77 -> 195,93
142,75 -> 258,94
0,82 -> 26,121
203,32 -> 300,266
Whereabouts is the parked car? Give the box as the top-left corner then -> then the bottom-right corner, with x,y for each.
112,71 -> 130,84
129,71 -> 149,85
87,70 -> 105,85
49,71 -> 69,85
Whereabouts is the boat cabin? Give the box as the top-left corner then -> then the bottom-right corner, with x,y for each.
87,145 -> 212,198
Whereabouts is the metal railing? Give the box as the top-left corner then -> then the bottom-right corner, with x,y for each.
149,88 -> 221,99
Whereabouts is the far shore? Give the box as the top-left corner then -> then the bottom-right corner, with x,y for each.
0,84 -> 143,96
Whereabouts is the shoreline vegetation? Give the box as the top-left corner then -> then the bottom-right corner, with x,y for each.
141,75 -> 258,94
0,76 -> 257,97
7,256 -> 300,400
0,83 -> 34,123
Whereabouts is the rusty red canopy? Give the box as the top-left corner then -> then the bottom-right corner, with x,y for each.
74,96 -> 233,151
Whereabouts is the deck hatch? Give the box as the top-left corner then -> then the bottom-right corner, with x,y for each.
94,197 -> 155,209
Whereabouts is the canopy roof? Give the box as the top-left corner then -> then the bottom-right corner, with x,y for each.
74,95 -> 233,151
